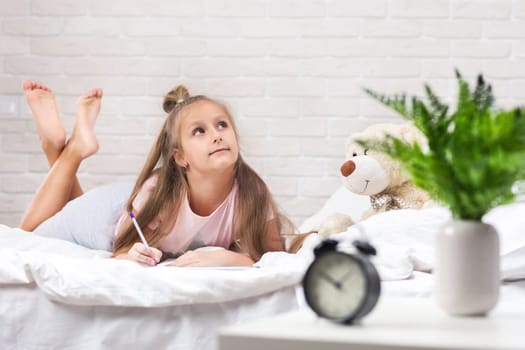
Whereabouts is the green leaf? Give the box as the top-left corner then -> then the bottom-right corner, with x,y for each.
363,71 -> 525,220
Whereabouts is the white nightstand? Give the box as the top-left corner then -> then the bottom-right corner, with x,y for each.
219,297 -> 525,350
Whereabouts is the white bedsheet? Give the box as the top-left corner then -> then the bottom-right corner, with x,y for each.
0,280 -> 299,350
300,194 -> 525,282
0,225 -> 309,307
1,200 -> 524,308
1,199 -> 524,350
0,225 -> 306,350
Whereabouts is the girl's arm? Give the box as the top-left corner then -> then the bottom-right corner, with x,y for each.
114,242 -> 163,266
168,249 -> 254,267
113,214 -> 163,266
112,175 -> 162,265
169,218 -> 284,267
262,218 -> 285,252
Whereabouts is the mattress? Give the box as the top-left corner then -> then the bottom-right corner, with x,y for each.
0,281 -> 299,350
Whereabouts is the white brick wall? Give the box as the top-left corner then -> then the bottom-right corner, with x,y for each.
0,0 -> 524,228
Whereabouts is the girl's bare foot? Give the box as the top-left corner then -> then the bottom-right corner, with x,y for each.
22,80 -> 66,157
68,88 -> 103,159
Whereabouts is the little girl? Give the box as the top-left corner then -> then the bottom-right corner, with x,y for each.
19,81 -> 288,266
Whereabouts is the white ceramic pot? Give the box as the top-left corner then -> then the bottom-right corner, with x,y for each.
435,220 -> 500,316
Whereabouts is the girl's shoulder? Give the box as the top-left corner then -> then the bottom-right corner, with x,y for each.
133,173 -> 160,208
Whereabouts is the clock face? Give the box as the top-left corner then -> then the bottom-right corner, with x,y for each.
303,251 -> 367,321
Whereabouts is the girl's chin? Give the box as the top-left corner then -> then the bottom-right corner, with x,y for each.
209,160 -> 237,171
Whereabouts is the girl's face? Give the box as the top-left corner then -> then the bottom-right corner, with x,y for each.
175,100 -> 239,175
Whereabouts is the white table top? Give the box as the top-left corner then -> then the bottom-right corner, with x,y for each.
219,296 -> 525,350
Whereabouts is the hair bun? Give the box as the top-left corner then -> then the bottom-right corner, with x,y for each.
163,85 -> 190,113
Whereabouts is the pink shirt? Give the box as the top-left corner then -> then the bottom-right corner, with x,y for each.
114,176 -> 238,254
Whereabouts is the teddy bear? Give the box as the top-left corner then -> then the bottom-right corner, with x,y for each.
318,122 -> 431,237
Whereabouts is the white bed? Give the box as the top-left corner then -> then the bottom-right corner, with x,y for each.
1,186 -> 524,350
0,226 -> 307,350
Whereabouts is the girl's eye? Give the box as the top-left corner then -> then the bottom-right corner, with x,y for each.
218,121 -> 228,129
193,127 -> 205,136
364,149 -> 369,155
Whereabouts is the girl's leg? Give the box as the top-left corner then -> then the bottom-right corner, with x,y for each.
22,80 -> 84,199
19,87 -> 103,231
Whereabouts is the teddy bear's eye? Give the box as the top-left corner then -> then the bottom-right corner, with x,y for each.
352,152 -> 357,157
364,149 -> 369,155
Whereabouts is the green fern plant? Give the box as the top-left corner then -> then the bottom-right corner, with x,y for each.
361,70 -> 525,220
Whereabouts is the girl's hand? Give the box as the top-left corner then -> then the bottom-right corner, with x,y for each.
168,249 -> 254,267
116,242 -> 162,266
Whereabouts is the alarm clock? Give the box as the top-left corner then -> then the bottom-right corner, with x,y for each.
302,239 -> 381,324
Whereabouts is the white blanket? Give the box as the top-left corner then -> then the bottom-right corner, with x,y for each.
0,226 -> 309,307
1,200 -> 523,307
299,187 -> 525,282
303,204 -> 525,282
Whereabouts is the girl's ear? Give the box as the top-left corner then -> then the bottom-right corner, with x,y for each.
173,149 -> 187,168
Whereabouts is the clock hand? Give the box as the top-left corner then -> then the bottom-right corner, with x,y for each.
339,270 -> 353,283
319,271 -> 342,290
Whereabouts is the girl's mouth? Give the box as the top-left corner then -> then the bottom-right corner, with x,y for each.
209,147 -> 229,156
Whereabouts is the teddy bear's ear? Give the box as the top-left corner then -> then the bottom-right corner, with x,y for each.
345,133 -> 360,149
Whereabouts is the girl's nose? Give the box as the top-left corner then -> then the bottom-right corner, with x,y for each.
213,134 -> 223,143
340,160 -> 356,177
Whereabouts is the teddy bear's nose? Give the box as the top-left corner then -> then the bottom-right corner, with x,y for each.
341,160 -> 356,177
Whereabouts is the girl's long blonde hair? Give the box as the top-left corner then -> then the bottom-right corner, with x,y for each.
113,86 -> 291,260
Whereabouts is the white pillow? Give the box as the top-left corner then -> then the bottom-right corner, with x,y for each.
33,181 -> 134,251
299,186 -> 525,281
299,186 -> 370,232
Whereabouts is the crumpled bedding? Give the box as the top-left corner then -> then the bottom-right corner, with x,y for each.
301,202 -> 525,282
1,201 -> 523,307
0,226 -> 309,307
